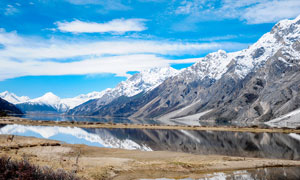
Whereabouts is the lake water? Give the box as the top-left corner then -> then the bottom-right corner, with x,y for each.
142,167 -> 300,180
15,114 -> 268,127
1,124 -> 300,160
15,114 -> 160,124
3,114 -> 300,178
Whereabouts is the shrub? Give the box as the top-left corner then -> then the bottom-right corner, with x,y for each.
0,156 -> 80,180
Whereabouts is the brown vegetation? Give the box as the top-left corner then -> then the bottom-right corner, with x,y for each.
0,156 -> 79,180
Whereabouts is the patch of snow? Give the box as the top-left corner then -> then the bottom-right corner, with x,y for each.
265,108 -> 300,128
289,133 -> 300,142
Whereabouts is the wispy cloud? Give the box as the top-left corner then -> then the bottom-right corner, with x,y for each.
173,0 -> 300,25
243,0 -> 300,24
0,29 -> 247,80
56,19 -> 147,34
4,4 -> 19,16
66,0 -> 131,12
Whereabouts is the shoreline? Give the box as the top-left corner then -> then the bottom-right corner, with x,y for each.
1,116 -> 300,134
1,134 -> 300,179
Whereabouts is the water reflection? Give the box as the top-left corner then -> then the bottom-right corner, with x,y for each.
142,167 -> 300,180
15,114 -> 160,124
1,124 -> 300,160
14,114 -> 269,127
0,124 -> 151,151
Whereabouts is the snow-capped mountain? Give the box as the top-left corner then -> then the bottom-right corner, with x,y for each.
5,15 -> 300,123
14,91 -> 106,113
61,91 -> 107,109
100,66 -> 179,103
2,66 -> 178,114
68,66 -> 179,115
0,91 -> 30,104
28,92 -> 68,112
67,14 -> 300,124
116,67 -> 179,97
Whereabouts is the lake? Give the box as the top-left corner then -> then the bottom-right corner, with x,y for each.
142,167 -> 300,180
1,124 -> 300,160
16,114 -> 269,127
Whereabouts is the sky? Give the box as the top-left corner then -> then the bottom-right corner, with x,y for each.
1,0 -> 300,98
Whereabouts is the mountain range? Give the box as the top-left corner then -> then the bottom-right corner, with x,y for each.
0,67 -> 178,114
68,15 -> 300,124
2,15 -> 300,124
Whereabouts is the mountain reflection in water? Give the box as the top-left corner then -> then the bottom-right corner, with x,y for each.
142,167 -> 300,180
1,124 -> 300,160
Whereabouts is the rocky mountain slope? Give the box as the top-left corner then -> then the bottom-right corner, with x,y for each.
68,67 -> 178,115
68,15 -> 300,124
0,98 -> 23,116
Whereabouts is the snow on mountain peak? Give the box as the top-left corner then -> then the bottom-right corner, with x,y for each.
24,92 -> 68,112
42,92 -> 59,99
225,15 -> 300,78
171,15 -> 300,83
0,91 -> 30,104
32,92 -> 60,104
179,49 -> 236,82
118,66 -> 179,97
61,90 -> 109,109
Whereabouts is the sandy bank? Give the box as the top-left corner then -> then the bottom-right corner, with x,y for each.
1,116 -> 300,134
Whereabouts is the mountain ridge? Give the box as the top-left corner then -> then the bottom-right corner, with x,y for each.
0,98 -> 23,116
67,15 -> 300,124
2,66 -> 178,114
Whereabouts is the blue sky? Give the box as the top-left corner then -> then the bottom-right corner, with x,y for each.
1,0 -> 300,98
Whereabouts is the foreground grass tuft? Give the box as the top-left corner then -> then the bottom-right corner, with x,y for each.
0,156 -> 80,180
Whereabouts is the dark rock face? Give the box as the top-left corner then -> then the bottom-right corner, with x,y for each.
16,103 -> 58,114
0,98 -> 23,115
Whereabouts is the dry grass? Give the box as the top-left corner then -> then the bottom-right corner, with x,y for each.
0,156 -> 80,180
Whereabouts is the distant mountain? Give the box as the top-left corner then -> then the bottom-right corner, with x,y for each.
68,15 -> 300,124
0,91 -> 30,104
61,91 -> 107,109
2,67 -> 178,114
68,67 -> 178,115
0,98 -> 23,116
14,92 -> 105,114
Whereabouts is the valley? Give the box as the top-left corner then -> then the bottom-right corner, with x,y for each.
1,11 -> 300,180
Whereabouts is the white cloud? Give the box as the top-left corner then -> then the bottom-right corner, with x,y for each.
0,29 -> 21,44
56,19 -> 147,34
0,54 -> 199,80
65,0 -> 131,11
243,1 -> 300,24
0,29 -> 247,81
174,0 -> 300,24
1,29 -> 242,60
